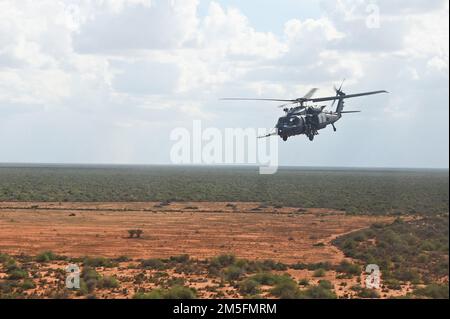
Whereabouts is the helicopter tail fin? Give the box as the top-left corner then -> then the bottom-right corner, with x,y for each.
335,97 -> 345,114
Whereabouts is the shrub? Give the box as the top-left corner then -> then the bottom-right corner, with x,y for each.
80,267 -> 101,293
83,257 -> 116,268
135,229 -> 143,238
0,253 -> 13,263
270,278 -> 300,299
21,279 -> 36,290
259,259 -> 287,271
385,279 -> 402,290
166,277 -> 186,287
298,279 -> 310,286
141,258 -> 167,270
114,256 -> 131,262
414,284 -> 449,299
238,279 -> 260,295
336,260 -> 361,276
300,285 -> 337,299
213,254 -> 236,268
99,276 -> 120,289
357,288 -> 380,299
133,289 -> 164,299
223,265 -> 244,282
318,280 -> 333,290
8,269 -> 29,280
249,273 -> 287,286
128,229 -> 143,238
170,254 -> 190,263
313,269 -> 326,277
36,251 -> 57,262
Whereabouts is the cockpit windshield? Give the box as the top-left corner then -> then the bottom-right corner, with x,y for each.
277,116 -> 300,126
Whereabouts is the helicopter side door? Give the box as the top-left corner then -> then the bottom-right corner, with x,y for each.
316,113 -> 328,129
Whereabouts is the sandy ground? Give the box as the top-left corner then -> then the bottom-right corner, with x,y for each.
0,201 -> 393,264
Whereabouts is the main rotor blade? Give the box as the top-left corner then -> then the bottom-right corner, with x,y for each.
220,98 -> 296,102
278,101 -> 298,108
340,111 -> 361,113
338,79 -> 345,91
310,90 -> 388,103
302,88 -> 318,100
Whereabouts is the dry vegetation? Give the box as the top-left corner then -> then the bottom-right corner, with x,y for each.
0,166 -> 447,299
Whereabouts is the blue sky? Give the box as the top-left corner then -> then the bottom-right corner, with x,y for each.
0,0 -> 448,168
199,0 -> 322,34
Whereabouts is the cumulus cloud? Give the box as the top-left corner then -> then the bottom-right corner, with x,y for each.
73,0 -> 199,52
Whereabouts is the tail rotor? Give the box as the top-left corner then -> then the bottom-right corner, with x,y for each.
331,79 -> 346,109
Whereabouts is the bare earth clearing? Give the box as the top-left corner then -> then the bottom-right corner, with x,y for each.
1,201 -> 414,299
0,202 -> 393,264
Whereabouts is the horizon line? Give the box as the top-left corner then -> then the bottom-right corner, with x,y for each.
0,162 -> 448,171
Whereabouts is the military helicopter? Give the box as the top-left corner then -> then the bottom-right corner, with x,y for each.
222,82 -> 388,141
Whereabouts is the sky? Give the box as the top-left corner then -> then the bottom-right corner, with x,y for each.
0,0 -> 448,168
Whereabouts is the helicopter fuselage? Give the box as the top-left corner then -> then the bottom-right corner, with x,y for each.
276,108 -> 341,141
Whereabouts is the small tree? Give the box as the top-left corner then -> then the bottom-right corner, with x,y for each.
135,229 -> 143,238
128,230 -> 136,238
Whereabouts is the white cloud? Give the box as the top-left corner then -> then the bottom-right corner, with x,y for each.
73,0 -> 199,52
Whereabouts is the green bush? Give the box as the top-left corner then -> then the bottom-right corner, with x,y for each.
99,276 -> 120,289
170,254 -> 190,263
357,288 -> 380,299
80,267 -> 101,293
313,268 -> 326,277
238,279 -> 260,295
0,253 -> 13,264
318,280 -> 333,290
83,257 -> 116,268
336,260 -> 361,275
213,254 -> 236,268
36,251 -> 57,262
249,273 -> 291,286
223,265 -> 244,282
298,279 -> 310,286
8,269 -> 28,280
133,289 -> 164,299
300,285 -> 337,299
414,284 -> 449,299
258,259 -> 288,271
21,279 -> 36,290
141,258 -> 167,270
270,278 -> 300,299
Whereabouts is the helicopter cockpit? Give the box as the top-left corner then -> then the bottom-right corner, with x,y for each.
277,116 -> 300,127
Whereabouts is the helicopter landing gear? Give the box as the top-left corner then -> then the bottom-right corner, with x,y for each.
332,123 -> 337,132
307,129 -> 318,141
282,136 -> 288,141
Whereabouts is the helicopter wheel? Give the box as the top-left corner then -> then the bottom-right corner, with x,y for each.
308,135 -> 314,141
282,136 -> 288,142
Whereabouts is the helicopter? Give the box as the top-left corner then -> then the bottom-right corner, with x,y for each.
222,82 -> 388,141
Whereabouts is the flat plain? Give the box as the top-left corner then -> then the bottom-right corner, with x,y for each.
0,165 -> 447,299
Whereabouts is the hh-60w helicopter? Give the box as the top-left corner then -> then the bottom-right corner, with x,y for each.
222,82 -> 388,141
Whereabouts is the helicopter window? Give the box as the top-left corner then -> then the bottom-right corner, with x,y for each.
278,117 -> 288,125
289,117 -> 299,125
